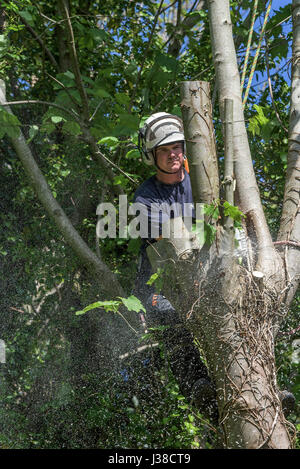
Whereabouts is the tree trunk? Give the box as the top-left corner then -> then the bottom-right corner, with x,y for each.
0,80 -> 139,328
208,0 -> 282,280
147,219 -> 293,448
277,0 -> 300,307
180,80 -> 219,205
147,74 -> 295,447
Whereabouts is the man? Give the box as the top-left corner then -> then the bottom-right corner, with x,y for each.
133,112 -> 218,423
133,112 -> 295,423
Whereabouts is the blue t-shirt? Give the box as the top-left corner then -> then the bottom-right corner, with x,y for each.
132,170 -> 195,296
133,170 -> 195,241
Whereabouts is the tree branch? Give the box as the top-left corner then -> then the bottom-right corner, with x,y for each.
1,100 -> 136,188
1,99 -> 81,122
18,14 -> 59,70
58,0 -> 90,121
167,0 -> 207,57
0,80 -> 125,300
264,38 -> 288,133
129,0 -> 164,109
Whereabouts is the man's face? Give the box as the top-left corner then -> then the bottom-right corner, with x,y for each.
155,141 -> 184,173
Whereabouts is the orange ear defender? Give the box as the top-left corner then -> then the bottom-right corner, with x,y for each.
184,156 -> 189,174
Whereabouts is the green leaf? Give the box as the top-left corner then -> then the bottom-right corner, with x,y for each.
53,71 -> 75,89
90,29 -> 108,43
127,238 -> 141,254
203,202 -> 219,220
114,114 -> 140,136
90,126 -> 102,138
63,71 -> 75,80
125,149 -> 140,159
203,222 -> 216,246
119,295 -> 146,314
249,105 -> 271,137
62,120 -> 81,136
0,108 -> 21,138
223,201 -> 245,223
19,10 -> 35,26
185,10 -> 206,21
78,35 -> 94,50
156,52 -> 177,73
248,116 -> 261,136
98,136 -> 119,147
51,116 -> 65,124
41,122 -> 55,134
115,93 -> 130,106
75,300 -> 120,315
90,86 -> 111,98
146,271 -> 159,286
269,38 -> 289,60
27,125 -> 39,143
146,268 -> 164,292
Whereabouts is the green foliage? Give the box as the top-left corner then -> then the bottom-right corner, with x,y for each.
120,295 -> 146,314
222,201 -> 245,226
0,0 -> 298,450
146,268 -> 165,293
193,200 -> 245,246
248,104 -> 277,139
0,342 -> 216,449
75,295 -> 146,316
0,107 -> 21,138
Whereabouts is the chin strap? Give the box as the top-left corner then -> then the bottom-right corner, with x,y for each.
155,162 -> 181,175
155,156 -> 189,175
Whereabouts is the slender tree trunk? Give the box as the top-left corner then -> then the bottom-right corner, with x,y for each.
277,0 -> 300,307
167,1 -> 207,58
207,0 -> 282,280
0,80 -> 125,300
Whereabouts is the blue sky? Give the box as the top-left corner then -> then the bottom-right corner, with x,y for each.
243,0 -> 292,99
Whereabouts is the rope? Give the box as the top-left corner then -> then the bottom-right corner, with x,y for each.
242,0 -> 272,107
240,0 -> 259,90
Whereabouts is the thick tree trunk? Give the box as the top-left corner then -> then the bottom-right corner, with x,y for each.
200,3 -> 294,446
147,222 -> 293,448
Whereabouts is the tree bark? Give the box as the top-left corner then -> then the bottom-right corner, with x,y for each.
277,0 -> 300,307
147,220 -> 293,448
146,1 -> 297,448
180,81 -> 219,205
207,0 -> 282,281
146,72 -> 294,446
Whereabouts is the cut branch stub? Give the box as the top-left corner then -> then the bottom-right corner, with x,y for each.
180,81 -> 219,206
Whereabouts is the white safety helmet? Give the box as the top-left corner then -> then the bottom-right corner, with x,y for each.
138,112 -> 185,166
